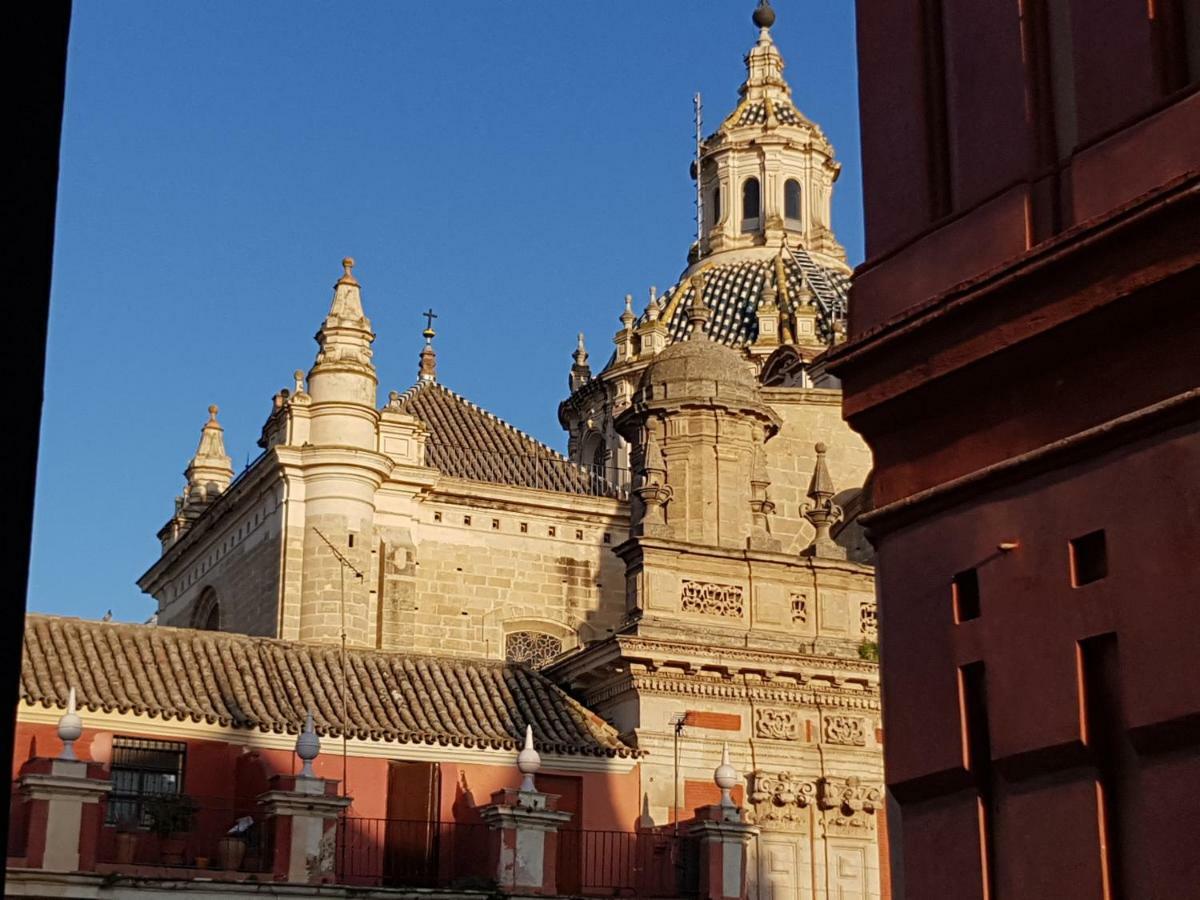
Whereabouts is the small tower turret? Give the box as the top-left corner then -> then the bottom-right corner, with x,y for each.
569,333 -> 591,392
306,257 -> 378,449
184,405 -> 234,505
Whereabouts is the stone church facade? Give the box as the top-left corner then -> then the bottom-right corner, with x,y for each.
135,6 -> 886,898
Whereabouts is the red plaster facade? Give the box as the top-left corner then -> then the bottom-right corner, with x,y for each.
832,3 -> 1199,898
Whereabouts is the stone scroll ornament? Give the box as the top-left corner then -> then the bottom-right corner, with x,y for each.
680,580 -> 745,617
817,776 -> 882,834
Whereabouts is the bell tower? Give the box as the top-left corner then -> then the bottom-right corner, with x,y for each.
696,1 -> 845,262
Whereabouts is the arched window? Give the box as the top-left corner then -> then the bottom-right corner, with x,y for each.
505,631 -> 564,668
742,178 -> 761,231
710,185 -> 721,226
785,179 -> 802,223
192,587 -> 220,631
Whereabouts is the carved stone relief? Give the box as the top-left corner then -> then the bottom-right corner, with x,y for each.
860,602 -> 877,638
817,776 -> 881,835
754,708 -> 802,741
747,771 -> 815,832
680,580 -> 744,617
822,715 -> 867,746
789,592 -> 808,624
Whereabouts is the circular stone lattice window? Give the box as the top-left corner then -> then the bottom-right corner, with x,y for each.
505,631 -> 564,668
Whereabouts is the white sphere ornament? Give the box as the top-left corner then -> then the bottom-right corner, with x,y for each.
714,743 -> 738,808
517,724 -> 541,792
296,710 -> 320,778
58,687 -> 83,760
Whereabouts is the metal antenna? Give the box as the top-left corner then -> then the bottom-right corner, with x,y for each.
312,526 -> 364,797
694,92 -> 704,247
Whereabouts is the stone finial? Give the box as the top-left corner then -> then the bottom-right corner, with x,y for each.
620,294 -> 636,329
296,710 -> 320,778
516,724 -> 541,792
183,403 -> 234,506
58,687 -> 83,760
293,370 -> 306,394
338,256 -> 358,286
714,743 -> 738,808
753,0 -> 776,30
687,273 -> 711,340
570,332 -> 592,391
802,442 -> 845,557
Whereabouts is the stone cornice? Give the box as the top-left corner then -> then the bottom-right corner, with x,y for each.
583,671 -> 879,713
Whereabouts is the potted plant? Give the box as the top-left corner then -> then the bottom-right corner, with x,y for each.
216,815 -> 253,871
113,816 -> 141,865
144,794 -> 198,866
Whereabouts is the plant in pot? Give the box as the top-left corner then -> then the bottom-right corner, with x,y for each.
112,813 -> 141,865
144,794 -> 198,866
216,815 -> 253,871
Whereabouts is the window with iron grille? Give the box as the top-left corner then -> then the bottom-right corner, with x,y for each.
505,631 -> 563,668
107,737 -> 187,826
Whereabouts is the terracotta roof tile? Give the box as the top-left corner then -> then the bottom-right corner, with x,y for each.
391,381 -> 624,497
21,615 -> 635,758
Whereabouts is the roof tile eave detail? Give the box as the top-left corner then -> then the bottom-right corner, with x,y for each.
20,614 -> 636,759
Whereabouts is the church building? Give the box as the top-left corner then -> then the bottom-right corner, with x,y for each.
12,5 -> 887,898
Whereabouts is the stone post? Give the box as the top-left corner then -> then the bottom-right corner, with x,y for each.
479,726 -> 573,895
258,714 -> 351,883
16,689 -> 112,872
687,745 -> 758,900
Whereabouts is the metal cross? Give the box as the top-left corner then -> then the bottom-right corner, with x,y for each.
423,308 -> 438,330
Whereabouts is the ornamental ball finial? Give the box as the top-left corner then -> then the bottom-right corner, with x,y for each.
753,0 -> 776,29
208,404 -> 219,419
516,724 -> 541,792
815,442 -> 827,454
342,257 -> 355,275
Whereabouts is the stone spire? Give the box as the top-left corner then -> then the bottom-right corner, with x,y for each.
802,442 -> 845,557
569,332 -> 591,391
311,257 -> 375,381
419,308 -> 438,383
184,405 -> 234,505
743,1 -> 787,102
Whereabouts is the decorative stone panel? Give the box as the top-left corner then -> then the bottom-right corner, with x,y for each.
754,708 -> 802,741
680,580 -> 744,617
860,602 -> 877,638
822,715 -> 867,746
789,592 -> 808,624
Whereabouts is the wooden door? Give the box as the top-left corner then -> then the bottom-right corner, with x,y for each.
384,761 -> 439,886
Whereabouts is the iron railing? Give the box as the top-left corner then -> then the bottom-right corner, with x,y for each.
94,795 -> 270,873
335,817 -> 698,896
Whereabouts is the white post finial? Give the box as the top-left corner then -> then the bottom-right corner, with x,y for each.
714,742 -> 738,808
516,724 -> 541,792
58,687 -> 83,761
296,709 -> 320,778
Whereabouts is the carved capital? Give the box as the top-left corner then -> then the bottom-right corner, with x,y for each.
747,770 -> 816,832
817,776 -> 882,835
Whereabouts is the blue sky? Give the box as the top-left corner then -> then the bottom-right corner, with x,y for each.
30,1 -> 863,623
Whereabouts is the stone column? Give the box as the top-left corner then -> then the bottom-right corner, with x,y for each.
687,745 -> 758,900
16,693 -> 111,872
258,715 -> 351,883
479,726 -> 573,896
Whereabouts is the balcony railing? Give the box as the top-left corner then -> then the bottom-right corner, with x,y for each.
335,817 -> 697,897
94,796 -> 271,875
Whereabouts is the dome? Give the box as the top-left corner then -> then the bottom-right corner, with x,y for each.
639,333 -> 760,406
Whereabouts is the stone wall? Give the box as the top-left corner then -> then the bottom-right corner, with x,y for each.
379,484 -> 628,660
153,481 -> 283,636
761,387 -> 874,555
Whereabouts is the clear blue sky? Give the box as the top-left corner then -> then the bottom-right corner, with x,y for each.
30,1 -> 863,623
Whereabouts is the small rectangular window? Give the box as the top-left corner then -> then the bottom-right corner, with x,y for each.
433,511 -> 442,523
575,529 -> 584,540
463,515 -> 472,526
548,526 -> 556,537
348,533 -> 355,548
603,532 -> 611,544
1070,530 -> 1107,586
520,522 -> 528,534
953,569 -> 981,622
492,519 -> 500,530
107,737 -> 187,826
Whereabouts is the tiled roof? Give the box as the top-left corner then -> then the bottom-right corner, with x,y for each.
391,382 -> 623,497
21,615 -> 635,758
653,247 -> 849,348
728,99 -> 809,129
